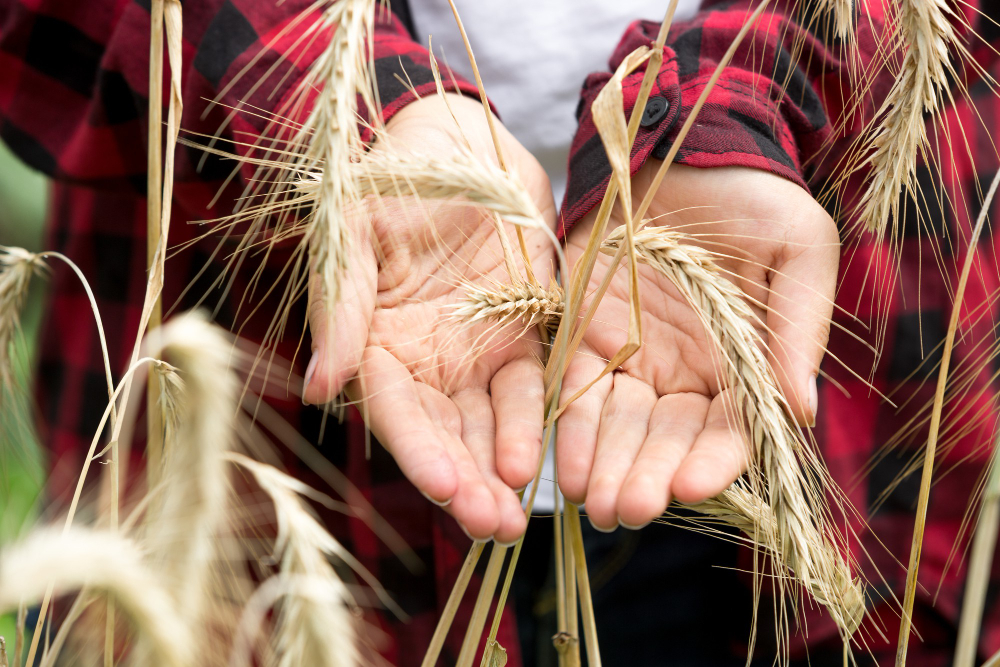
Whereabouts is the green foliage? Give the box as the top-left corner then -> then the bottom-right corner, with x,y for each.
0,140 -> 48,655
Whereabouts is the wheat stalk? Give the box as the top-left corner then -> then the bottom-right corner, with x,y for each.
601,225 -> 861,636
13,604 -> 24,667
453,281 -> 563,334
954,432 -> 1000,667
857,0 -> 960,236
146,0 -> 184,488
0,527 -> 191,667
894,168 -> 1000,665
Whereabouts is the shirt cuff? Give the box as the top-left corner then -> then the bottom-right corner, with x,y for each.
365,10 -> 491,140
656,69 -> 808,189
559,48 -> 683,237
560,21 -> 812,236
239,9 -> 487,185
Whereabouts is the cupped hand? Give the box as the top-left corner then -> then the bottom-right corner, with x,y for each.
302,93 -> 557,544
557,163 -> 840,532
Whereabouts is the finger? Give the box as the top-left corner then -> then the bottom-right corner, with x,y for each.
453,389 -> 526,544
304,207 -> 378,404
765,207 -> 839,427
584,373 -> 657,532
555,343 -> 614,504
423,387 -> 504,541
617,393 -> 709,529
345,347 -> 458,504
492,357 -> 544,491
671,389 -> 750,503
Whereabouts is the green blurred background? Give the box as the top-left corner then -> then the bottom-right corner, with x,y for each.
0,138 -> 48,652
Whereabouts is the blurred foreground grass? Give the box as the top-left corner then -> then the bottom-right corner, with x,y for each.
0,139 -> 48,652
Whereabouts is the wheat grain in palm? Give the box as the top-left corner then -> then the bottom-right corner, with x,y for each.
453,281 -> 564,335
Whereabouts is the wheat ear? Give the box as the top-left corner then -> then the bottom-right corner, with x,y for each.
0,527 -> 191,667
684,484 -> 864,634
229,455 -> 359,667
286,147 -> 550,231
816,0 -> 854,40
291,0 -> 375,313
601,225 -> 862,635
357,148 -> 548,229
447,274 -> 863,630
0,247 -> 46,391
204,138 -> 551,249
857,0 -> 960,236
141,313 -> 237,657
453,281 -> 564,335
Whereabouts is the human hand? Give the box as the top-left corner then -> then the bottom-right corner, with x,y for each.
302,93 -> 556,544
557,163 -> 839,531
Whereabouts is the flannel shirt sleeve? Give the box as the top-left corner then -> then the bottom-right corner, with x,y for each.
0,0 -> 479,202
560,0 -> 994,231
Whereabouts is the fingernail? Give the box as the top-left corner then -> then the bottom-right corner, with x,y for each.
301,354 -> 319,404
808,373 -> 818,428
618,518 -> 650,531
420,490 -> 453,508
459,524 -> 492,543
587,516 -> 617,534
494,536 -> 522,548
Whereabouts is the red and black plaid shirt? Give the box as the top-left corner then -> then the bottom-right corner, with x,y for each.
3,0 -> 1000,665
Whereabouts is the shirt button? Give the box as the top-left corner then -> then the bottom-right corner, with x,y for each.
640,96 -> 669,127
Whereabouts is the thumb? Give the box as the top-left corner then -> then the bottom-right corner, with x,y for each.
765,208 -> 839,427
303,212 -> 378,405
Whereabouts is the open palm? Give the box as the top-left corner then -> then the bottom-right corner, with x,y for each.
557,163 -> 840,531
303,94 -> 557,544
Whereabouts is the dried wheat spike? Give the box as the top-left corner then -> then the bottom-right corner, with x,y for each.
0,527 -> 191,667
816,0 -> 854,40
684,484 -> 865,634
602,225 -> 862,636
0,247 -> 46,389
858,0 -> 959,235
454,282 -> 564,335
275,0 -> 375,312
143,313 -> 238,659
289,148 -> 549,231
229,455 -> 359,667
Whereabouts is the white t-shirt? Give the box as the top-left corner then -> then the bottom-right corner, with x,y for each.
410,0 -> 700,203
409,1 -> 701,512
